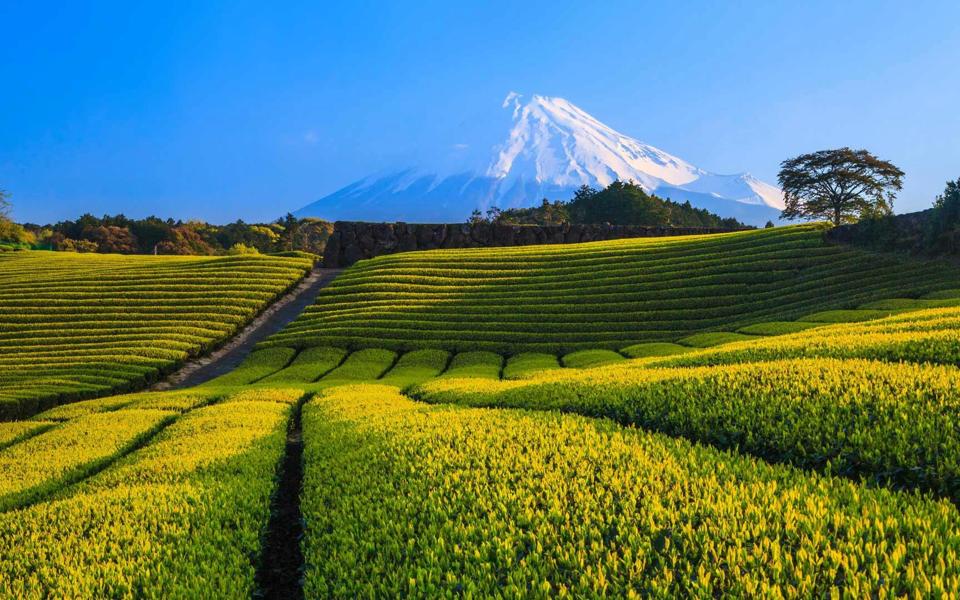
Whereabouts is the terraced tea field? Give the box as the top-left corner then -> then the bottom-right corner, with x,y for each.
262,224 -> 960,353
0,251 -> 311,419
3,225 -> 960,597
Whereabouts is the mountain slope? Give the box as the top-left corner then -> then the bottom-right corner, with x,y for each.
298,93 -> 784,225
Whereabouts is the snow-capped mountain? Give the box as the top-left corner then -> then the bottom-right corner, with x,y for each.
296,93 -> 784,225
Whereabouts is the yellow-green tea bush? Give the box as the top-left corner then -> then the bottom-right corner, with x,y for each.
301,386 -> 960,597
31,390 -> 212,422
0,397 -> 290,598
417,357 -> 960,500
0,409 -> 173,510
219,387 -> 305,405
657,306 -> 960,368
123,391 -> 211,412
0,421 -> 53,451
31,394 -> 144,421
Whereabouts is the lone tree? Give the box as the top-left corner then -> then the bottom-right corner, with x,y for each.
778,148 -> 904,226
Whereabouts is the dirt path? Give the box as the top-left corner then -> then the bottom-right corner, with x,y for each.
153,268 -> 341,390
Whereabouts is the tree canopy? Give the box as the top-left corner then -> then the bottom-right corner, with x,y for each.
12,212 -> 332,255
778,148 -> 904,226
925,178 -> 960,252
476,181 -> 746,229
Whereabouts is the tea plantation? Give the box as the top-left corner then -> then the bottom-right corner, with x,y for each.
2,226 -> 960,597
0,251 -> 311,419
261,224 -> 960,353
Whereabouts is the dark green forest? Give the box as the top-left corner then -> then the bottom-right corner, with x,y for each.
473,181 -> 748,228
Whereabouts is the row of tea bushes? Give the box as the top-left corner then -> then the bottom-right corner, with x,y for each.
415,356 -> 960,501
0,251 -> 311,419
659,304 -> 960,369
0,388 -> 295,598
301,385 -> 960,597
215,296 -> 960,394
0,409 -> 173,510
264,224 -> 960,353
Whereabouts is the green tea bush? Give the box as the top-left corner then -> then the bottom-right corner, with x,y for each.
561,349 -> 625,368
200,347 -> 297,387
676,331 -> 757,347
502,352 -> 561,379
316,348 -> 397,387
378,349 -> 450,389
0,251 -> 311,418
736,321 -> 822,335
620,342 -> 690,358
258,346 -> 347,384
439,351 -> 502,379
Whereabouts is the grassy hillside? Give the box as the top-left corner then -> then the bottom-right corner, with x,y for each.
262,224 -> 960,353
0,251 -> 311,419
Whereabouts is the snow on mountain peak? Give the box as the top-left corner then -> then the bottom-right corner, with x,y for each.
487,93 -> 703,192
296,92 -> 785,225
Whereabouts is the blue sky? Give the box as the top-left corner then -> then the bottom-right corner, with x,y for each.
1,1 -> 958,224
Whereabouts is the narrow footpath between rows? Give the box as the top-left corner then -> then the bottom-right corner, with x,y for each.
154,267 -> 341,390
254,395 -> 307,600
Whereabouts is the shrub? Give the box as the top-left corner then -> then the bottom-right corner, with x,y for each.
227,242 -> 260,255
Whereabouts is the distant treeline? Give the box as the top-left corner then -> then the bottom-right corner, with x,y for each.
472,181 -> 752,229
3,180 -> 747,255
15,213 -> 333,256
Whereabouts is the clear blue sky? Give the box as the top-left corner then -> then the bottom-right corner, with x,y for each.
2,1 -> 958,224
